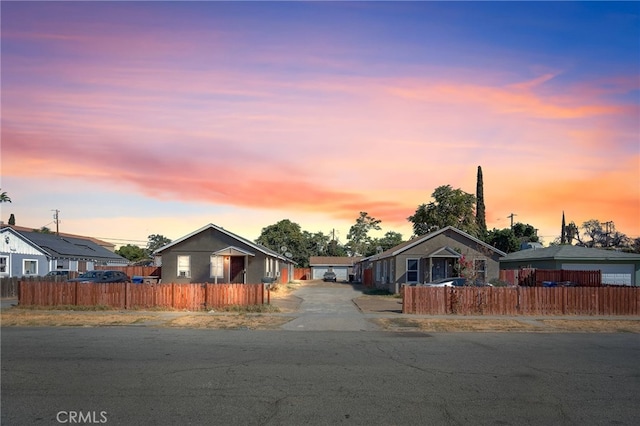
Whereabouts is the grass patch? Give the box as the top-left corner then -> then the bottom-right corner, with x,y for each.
218,304 -> 281,313
14,304 -> 112,311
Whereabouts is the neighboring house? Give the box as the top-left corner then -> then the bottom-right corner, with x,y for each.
309,256 -> 362,281
500,245 -> 640,286
0,224 -> 116,252
356,226 -> 506,293
0,227 -> 128,277
153,223 -> 295,284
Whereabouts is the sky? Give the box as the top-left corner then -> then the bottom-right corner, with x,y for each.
1,1 -> 639,249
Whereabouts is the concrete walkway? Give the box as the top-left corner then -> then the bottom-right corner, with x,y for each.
280,284 -> 380,331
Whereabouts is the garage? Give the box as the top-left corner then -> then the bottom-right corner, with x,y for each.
309,256 -> 362,282
563,263 -> 634,286
500,245 -> 640,287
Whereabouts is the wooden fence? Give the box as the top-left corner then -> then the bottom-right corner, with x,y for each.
94,265 -> 161,278
403,286 -> 640,316
18,282 -> 266,310
293,268 -> 311,280
499,269 -> 602,287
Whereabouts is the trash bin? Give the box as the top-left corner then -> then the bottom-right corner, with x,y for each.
542,281 -> 556,287
132,276 -> 143,284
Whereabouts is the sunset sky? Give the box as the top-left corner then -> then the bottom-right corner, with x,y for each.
2,1 -> 638,248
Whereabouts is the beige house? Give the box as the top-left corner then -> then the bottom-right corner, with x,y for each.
357,226 -> 506,293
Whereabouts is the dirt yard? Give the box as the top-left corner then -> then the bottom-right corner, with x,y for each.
2,280 -> 639,332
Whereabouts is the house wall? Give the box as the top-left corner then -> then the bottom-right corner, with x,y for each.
159,228 -> 273,284
374,230 -> 502,293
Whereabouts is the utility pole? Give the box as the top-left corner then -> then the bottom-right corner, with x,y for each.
507,213 -> 517,229
603,221 -> 613,247
52,209 -> 60,235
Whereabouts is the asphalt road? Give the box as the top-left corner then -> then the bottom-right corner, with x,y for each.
2,328 -> 639,426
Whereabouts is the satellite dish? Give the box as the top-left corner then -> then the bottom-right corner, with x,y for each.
280,246 -> 288,253
285,252 -> 293,258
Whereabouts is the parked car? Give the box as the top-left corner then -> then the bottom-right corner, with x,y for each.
44,270 -> 71,279
68,270 -> 130,283
422,277 -> 469,287
420,277 -> 493,287
322,271 -> 337,282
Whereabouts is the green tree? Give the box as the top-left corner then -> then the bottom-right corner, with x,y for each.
256,219 -> 308,267
368,231 -> 404,256
33,226 -> 52,233
512,222 -> 539,243
147,234 -> 172,255
408,185 -> 478,237
475,166 -> 487,237
485,228 -> 519,253
116,244 -> 147,262
8,214 -> 15,225
346,212 -> 381,256
0,189 -> 11,203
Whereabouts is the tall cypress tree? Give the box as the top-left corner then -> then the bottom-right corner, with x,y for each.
561,211 -> 566,244
475,166 -> 487,237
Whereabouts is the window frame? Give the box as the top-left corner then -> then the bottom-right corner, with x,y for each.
210,255 -> 224,278
23,259 -> 38,276
406,258 -> 419,283
177,255 -> 191,278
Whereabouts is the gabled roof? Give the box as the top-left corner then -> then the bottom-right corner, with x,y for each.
0,224 -> 115,251
309,256 -> 362,266
426,246 -> 462,258
0,227 -> 47,254
213,246 -> 255,257
501,245 -> 640,262
153,223 -> 294,263
367,226 -> 506,261
11,229 -> 128,263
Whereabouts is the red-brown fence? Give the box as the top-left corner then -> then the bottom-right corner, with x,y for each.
293,268 -> 310,280
19,282 -> 266,310
499,269 -> 602,287
94,266 -> 161,278
403,286 -> 639,316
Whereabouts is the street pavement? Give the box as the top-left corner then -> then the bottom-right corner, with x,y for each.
2,327 -> 639,426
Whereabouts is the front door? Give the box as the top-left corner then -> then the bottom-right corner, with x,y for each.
230,257 -> 244,283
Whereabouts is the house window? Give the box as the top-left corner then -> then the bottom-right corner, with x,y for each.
23,259 -> 38,275
0,256 -> 7,273
375,262 -> 381,281
265,258 -> 273,277
382,260 -> 388,284
210,255 -> 224,278
406,258 -> 419,283
55,259 -> 70,269
177,255 -> 191,278
474,259 -> 487,283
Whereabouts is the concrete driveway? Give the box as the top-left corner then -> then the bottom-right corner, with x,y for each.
280,282 -> 380,331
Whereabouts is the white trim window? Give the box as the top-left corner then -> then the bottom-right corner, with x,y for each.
382,260 -> 388,284
0,256 -> 7,274
177,255 -> 191,278
406,258 -> 419,283
210,255 -> 224,278
23,259 -> 38,275
265,258 -> 272,277
375,262 -> 381,281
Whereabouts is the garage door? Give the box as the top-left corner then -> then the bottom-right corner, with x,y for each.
563,263 -> 634,286
312,268 -> 328,280
312,267 -> 348,281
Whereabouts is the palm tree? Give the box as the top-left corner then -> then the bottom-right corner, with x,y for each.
0,189 -> 11,203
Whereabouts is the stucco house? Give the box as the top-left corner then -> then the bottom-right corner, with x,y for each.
309,256 -> 362,281
153,224 -> 295,284
0,227 -> 128,277
500,245 -> 640,286
356,226 -> 506,293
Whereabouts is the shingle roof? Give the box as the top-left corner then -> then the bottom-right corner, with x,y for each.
153,223 -> 295,263
367,226 -> 506,261
501,245 -> 640,261
15,230 -> 128,263
1,224 -> 115,250
309,256 -> 362,266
